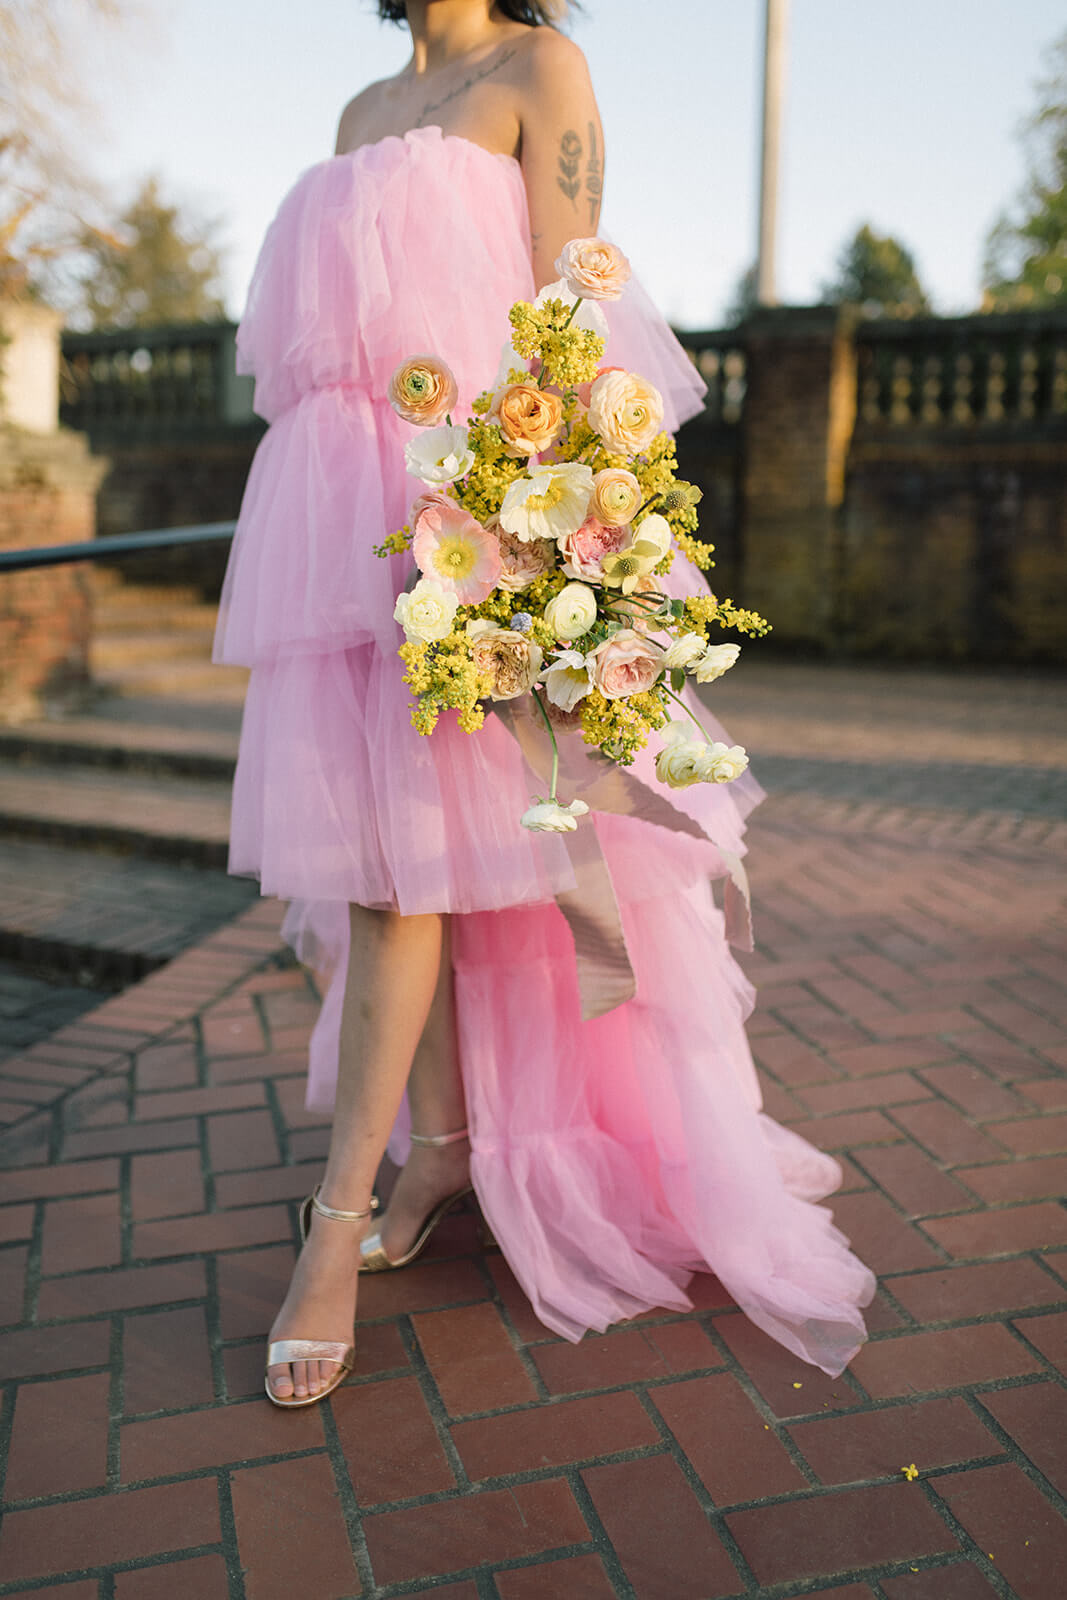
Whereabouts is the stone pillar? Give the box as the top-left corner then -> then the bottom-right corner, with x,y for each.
738,303 -> 859,647
0,429 -> 109,722
0,303 -> 65,433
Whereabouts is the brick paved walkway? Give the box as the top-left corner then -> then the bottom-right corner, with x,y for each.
0,758 -> 1063,1596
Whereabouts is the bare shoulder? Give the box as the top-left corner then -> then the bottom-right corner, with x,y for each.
515,25 -> 593,91
334,79 -> 389,154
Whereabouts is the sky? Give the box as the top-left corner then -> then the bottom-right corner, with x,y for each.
87,0 -> 1066,329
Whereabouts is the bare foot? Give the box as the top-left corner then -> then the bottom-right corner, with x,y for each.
266,1208 -> 372,1402
374,1136 -> 471,1264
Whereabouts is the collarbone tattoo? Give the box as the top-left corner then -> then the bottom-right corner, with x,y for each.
415,45 -> 518,126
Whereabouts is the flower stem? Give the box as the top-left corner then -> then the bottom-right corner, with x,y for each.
662,683 -> 714,744
530,687 -> 561,801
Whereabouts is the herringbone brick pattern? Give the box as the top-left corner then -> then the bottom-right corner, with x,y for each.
0,797 -> 1064,1598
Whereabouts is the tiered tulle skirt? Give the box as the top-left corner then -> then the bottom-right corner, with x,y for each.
216,125 -> 877,1372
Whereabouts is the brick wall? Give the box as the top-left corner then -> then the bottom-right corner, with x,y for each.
0,430 -> 108,722
694,303 -> 1067,663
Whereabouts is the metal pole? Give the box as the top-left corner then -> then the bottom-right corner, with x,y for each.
756,0 -> 789,306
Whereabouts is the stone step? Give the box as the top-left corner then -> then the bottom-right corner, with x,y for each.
94,659 -> 250,704
0,837 -> 257,993
0,763 -> 234,868
90,629 -> 219,670
88,576 -> 204,608
0,713 -> 238,781
92,602 -> 221,635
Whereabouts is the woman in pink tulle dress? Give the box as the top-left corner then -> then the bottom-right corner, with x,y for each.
214,0 -> 877,1408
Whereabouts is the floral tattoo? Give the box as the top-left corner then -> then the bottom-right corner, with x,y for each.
556,125 -> 603,227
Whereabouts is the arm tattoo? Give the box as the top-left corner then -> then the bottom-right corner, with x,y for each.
556,128 -> 582,207
585,121 -> 602,227
416,46 -> 519,125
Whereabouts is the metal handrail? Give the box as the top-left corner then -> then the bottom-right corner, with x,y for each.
0,521 -> 236,574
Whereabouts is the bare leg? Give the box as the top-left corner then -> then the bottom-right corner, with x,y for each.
267,904 -> 442,1401
375,916 -> 472,1261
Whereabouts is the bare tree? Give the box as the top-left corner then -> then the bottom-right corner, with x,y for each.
0,1 -> 134,297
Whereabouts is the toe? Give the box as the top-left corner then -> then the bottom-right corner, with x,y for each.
266,1362 -> 294,1401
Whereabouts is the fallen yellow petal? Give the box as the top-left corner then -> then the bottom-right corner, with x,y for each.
792,1381 -> 803,1389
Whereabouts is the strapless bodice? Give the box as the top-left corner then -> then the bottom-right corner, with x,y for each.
236,125 -> 536,424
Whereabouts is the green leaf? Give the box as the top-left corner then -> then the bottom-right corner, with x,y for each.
671,669 -> 685,694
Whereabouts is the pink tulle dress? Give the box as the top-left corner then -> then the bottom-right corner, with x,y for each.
214,125 -> 877,1376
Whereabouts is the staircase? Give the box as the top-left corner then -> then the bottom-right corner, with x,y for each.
88,569 -> 249,704
0,574 -> 259,1011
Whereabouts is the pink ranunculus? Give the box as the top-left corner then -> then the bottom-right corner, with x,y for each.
575,364 -> 626,411
558,514 -> 630,582
409,488 -> 456,526
587,628 -> 663,700
412,498 -> 502,605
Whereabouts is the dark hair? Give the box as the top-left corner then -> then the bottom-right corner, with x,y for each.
377,1 -> 568,24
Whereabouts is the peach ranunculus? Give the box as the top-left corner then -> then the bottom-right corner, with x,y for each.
412,499 -> 502,605
590,468 -> 643,527
490,383 -> 564,457
587,628 -> 663,700
557,514 -> 630,583
469,628 -> 544,701
588,370 -> 664,456
493,519 -> 557,593
554,238 -> 632,302
388,355 -> 458,427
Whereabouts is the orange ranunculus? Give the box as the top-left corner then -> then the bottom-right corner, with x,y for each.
491,383 -> 564,457
388,354 -> 458,427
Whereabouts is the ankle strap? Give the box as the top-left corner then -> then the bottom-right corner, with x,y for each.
311,1191 -> 380,1222
409,1126 -> 469,1148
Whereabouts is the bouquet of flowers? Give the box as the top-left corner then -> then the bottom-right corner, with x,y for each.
375,237 -> 770,833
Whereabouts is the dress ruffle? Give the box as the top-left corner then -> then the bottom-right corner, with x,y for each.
218,125 -> 877,1372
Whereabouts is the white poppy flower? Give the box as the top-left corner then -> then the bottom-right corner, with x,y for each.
692,643 -> 741,683
404,423 -> 475,485
541,649 -> 594,711
499,462 -> 594,544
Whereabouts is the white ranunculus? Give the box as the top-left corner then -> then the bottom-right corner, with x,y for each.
540,649 -> 594,711
544,582 -> 598,641
393,578 -> 459,644
404,424 -> 475,485
519,797 -> 590,833
498,462 -> 594,544
692,642 -> 741,683
654,722 -> 708,789
661,632 -> 708,671
697,741 -> 749,783
632,513 -> 673,561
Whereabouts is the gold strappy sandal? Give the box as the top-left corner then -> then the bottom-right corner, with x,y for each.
358,1127 -> 478,1274
265,1191 -> 379,1409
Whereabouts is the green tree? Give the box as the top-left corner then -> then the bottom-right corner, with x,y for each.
70,175 -> 227,328
820,223 -> 931,317
722,262 -> 759,327
982,28 -> 1067,311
